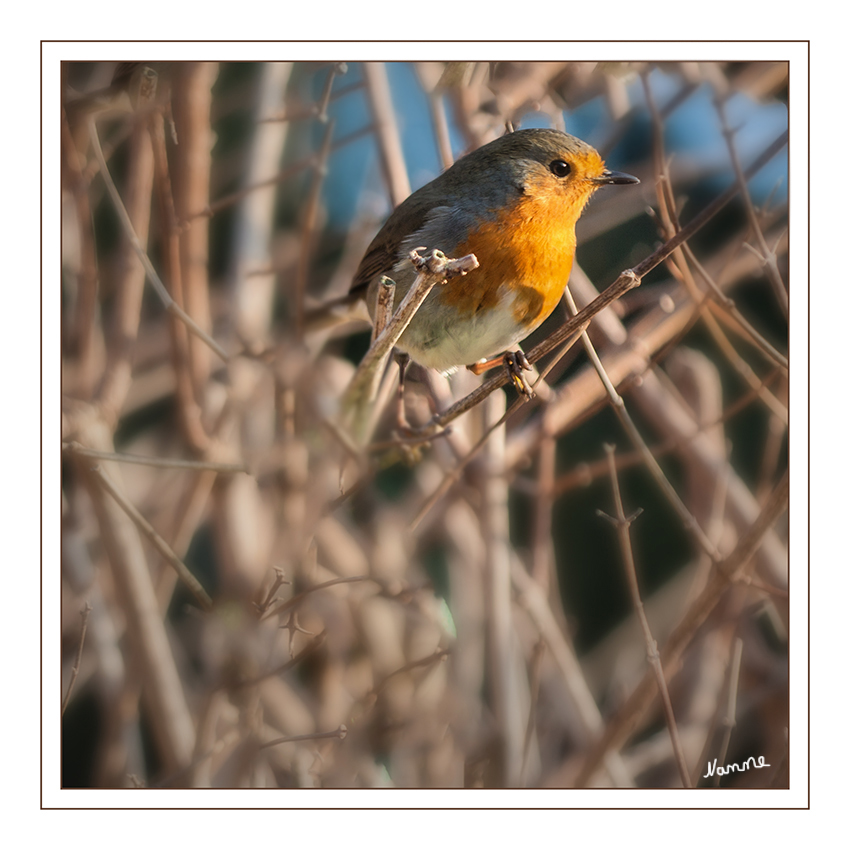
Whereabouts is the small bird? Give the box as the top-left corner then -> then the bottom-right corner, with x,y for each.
344,128 -> 639,385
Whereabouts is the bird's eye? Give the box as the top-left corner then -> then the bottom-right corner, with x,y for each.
550,159 -> 571,178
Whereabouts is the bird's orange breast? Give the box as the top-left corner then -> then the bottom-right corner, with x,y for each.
436,191 -> 578,333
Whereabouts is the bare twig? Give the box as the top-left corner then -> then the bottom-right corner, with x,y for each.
93,106 -> 155,422
260,725 -> 348,750
186,124 -> 374,222
481,392 -> 522,787
172,62 -> 218,396
295,118 -> 335,342
87,114 -> 227,361
599,445 -> 692,787
564,287 -> 722,562
61,111 -> 101,395
92,465 -> 213,611
711,636 -> 744,786
519,639 -> 545,787
362,62 -> 411,206
575,470 -> 788,787
642,74 -> 787,424
715,96 -> 788,317
341,248 -> 479,441
510,557 -> 633,787
261,575 -> 373,621
371,648 -> 451,696
230,632 -> 326,689
64,442 -> 247,474
62,603 -> 93,715
149,104 -> 212,452
371,276 -> 395,342
69,411 -> 197,773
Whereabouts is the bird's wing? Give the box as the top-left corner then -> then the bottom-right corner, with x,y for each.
350,190 -> 447,296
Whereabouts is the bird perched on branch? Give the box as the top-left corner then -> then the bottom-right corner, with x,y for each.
313,127 -> 638,398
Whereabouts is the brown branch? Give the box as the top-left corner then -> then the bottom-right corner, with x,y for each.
149,104 -> 212,453
362,62 -> 411,207
710,636 -> 744,786
63,442 -> 247,474
70,411 -> 197,773
61,110 -> 101,396
481,392 -> 522,786
371,276 -> 395,342
510,557 -> 633,787
294,118 -> 335,343
87,114 -> 228,362
642,74 -> 787,425
371,648 -> 451,696
92,465 -> 213,611
261,575 -> 373,621
563,287 -> 721,561
715,95 -> 788,317
93,106 -> 155,423
260,725 -> 348,750
341,248 -> 479,443
172,62 -> 218,397
62,602 -> 92,715
599,445 -> 692,787
575,470 -> 788,787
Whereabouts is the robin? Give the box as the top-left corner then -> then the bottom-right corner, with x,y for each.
318,127 -> 638,397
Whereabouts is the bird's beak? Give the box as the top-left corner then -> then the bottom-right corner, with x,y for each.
592,169 -> 640,185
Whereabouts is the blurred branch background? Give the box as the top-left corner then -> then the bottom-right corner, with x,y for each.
60,59 -> 789,789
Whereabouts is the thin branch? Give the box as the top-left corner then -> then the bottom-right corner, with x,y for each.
187,124 -> 375,223
371,648 -> 451,696
341,248 -> 479,442
260,725 -> 348,750
510,556 -> 634,787
172,62 -> 218,397
481,392 -> 522,787
87,114 -> 228,362
61,111 -> 101,395
575,470 -> 788,787
599,444 -> 692,787
642,74 -> 787,425
230,631 -> 326,689
93,105 -> 155,422
711,636 -> 744,787
362,62 -> 411,207
689,245 -> 787,373
259,62 -> 347,124
519,639 -> 545,787
62,602 -> 92,715
92,465 -> 213,611
261,575 -> 373,621
295,118 -> 335,343
548,364 -> 783,497
371,276 -> 395,342
564,287 -> 722,562
149,104 -> 212,452
715,95 -> 788,317
63,442 -> 247,474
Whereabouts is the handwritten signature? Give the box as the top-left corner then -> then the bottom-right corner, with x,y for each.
703,755 -> 771,779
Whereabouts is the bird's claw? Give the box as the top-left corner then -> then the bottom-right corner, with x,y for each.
504,351 -> 534,398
